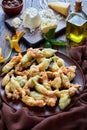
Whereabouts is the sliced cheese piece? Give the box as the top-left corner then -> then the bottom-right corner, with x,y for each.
40,19 -> 57,34
48,2 -> 70,16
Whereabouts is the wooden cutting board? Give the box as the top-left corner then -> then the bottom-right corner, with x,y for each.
5,16 -> 66,47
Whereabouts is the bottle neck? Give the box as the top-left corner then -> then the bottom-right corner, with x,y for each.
75,1 -> 82,12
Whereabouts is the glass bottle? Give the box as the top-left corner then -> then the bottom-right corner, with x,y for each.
66,0 -> 87,48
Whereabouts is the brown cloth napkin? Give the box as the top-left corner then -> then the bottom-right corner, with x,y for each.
0,43 -> 87,130
0,100 -> 87,130
69,43 -> 87,87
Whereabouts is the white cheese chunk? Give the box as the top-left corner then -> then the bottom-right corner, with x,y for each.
22,7 -> 41,32
48,2 -> 70,16
40,19 -> 57,34
39,9 -> 57,34
39,9 -> 56,20
12,17 -> 22,28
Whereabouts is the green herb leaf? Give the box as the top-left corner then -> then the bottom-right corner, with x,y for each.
44,28 -> 56,40
43,41 -> 52,48
51,39 -> 67,46
43,28 -> 66,47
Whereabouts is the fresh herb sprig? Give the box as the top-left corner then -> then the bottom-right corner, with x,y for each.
43,28 -> 67,48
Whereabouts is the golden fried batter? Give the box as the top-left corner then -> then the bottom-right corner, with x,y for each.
1,48 -> 82,110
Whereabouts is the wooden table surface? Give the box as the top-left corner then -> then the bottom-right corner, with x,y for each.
0,0 -> 87,69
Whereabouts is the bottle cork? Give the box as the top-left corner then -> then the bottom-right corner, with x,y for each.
75,0 -> 82,12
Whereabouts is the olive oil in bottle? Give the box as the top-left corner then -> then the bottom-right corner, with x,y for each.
66,0 -> 87,48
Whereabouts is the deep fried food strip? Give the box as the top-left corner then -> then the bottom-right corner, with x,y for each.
5,77 -> 26,99
45,95 -> 57,107
48,68 -> 62,89
20,48 -> 43,66
20,48 -> 33,66
23,75 -> 39,89
2,69 -> 14,87
68,83 -> 81,96
30,91 -> 57,107
38,58 -> 52,71
30,91 -> 45,100
61,73 -> 71,88
15,63 -> 30,76
59,91 -> 71,110
49,76 -> 62,89
28,64 -> 39,77
61,66 -> 76,81
51,56 -> 64,72
15,75 -> 27,87
55,83 -> 81,109
40,71 -> 51,90
33,79 -> 57,97
30,48 -> 43,58
42,48 -> 57,57
56,83 -> 81,98
2,53 -> 22,74
46,71 -> 55,79
22,95 -> 46,107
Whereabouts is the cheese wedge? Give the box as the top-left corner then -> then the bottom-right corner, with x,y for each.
48,2 -> 70,16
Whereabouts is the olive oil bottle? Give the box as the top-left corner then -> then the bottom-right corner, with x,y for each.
66,0 -> 87,47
